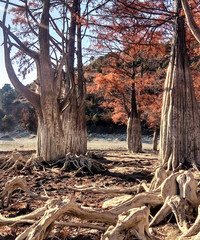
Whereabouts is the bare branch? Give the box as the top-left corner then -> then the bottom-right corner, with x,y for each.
2,0 -> 41,113
181,0 -> 200,43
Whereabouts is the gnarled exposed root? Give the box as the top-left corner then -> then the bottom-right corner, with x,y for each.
149,166 -> 168,192
0,150 -> 26,172
176,171 -> 199,207
1,160 -> 200,239
149,172 -> 182,226
108,192 -> 163,215
51,154 -> 107,175
69,183 -> 139,194
102,206 -> 159,240
24,154 -> 45,170
168,195 -> 188,233
0,176 -> 28,207
178,205 -> 200,239
0,176 -> 49,208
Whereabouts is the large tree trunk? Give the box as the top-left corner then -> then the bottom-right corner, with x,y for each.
63,0 -> 87,155
37,101 -> 66,162
127,82 -> 142,153
159,0 -> 200,170
63,91 -> 87,155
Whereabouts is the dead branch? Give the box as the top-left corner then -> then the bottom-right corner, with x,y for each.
69,183 -> 138,194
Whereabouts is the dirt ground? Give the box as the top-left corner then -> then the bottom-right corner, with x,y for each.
0,137 -> 184,239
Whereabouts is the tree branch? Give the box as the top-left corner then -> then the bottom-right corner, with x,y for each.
2,0 -> 41,114
181,0 -> 200,43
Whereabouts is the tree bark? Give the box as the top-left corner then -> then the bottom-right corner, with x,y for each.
181,0 -> 200,44
63,91 -> 87,155
159,0 -> 200,170
127,81 -> 142,153
63,0 -> 87,155
153,129 -> 159,151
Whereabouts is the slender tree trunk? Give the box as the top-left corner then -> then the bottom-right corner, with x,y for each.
153,129 -> 159,151
127,82 -> 142,153
160,0 -> 200,170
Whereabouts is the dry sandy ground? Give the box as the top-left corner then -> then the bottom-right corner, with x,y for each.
0,134 -> 153,151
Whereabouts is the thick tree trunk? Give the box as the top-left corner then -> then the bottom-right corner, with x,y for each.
36,1 -> 67,162
127,116 -> 142,153
63,91 -> 87,155
37,103 -> 65,162
63,0 -> 87,155
160,0 -> 200,170
127,82 -> 142,153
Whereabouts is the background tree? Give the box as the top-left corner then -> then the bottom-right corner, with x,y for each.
0,84 -> 16,114
86,0 -> 174,152
87,49 -> 166,151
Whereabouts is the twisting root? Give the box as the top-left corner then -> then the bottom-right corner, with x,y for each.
0,150 -> 26,172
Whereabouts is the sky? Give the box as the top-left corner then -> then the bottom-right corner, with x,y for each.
0,31 -> 35,89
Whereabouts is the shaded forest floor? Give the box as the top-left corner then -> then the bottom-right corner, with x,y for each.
0,149 -> 185,239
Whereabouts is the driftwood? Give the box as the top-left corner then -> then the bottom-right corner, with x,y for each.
1,166 -> 200,239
